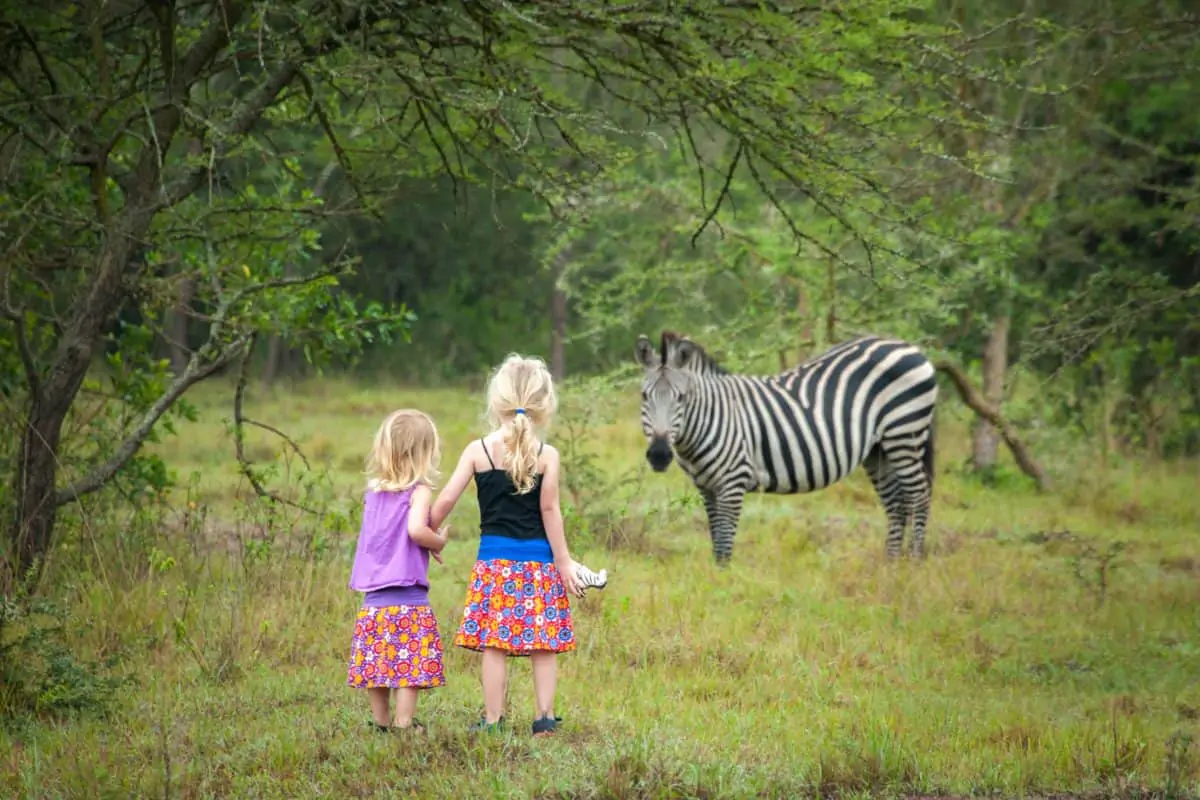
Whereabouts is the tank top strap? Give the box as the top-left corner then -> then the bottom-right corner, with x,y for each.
538,441 -> 544,456
480,438 -> 496,470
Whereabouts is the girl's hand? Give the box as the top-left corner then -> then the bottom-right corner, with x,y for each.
429,525 -> 450,564
556,559 -> 584,598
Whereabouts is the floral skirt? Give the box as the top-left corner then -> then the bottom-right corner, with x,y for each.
347,604 -> 445,689
454,559 -> 575,656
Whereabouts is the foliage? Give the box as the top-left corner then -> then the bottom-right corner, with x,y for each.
0,595 -> 127,723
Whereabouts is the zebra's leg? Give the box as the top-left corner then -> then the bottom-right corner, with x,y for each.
907,432 -> 934,559
879,436 -> 931,559
864,445 -> 908,558
702,487 -> 745,565
908,476 -> 932,559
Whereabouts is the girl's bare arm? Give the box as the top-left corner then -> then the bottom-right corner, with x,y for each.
430,444 -> 475,531
407,485 -> 447,552
539,447 -> 582,597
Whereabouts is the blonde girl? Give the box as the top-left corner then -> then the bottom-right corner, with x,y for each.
346,410 -> 449,732
431,354 -> 606,736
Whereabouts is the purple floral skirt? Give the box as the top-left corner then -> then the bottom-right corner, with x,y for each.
347,604 -> 445,689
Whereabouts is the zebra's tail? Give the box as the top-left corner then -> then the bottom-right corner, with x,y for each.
923,412 -> 936,489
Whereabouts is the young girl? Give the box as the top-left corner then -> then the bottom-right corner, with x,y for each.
431,354 -> 607,736
347,409 -> 449,732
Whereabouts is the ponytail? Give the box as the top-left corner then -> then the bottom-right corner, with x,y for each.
502,411 -> 540,494
485,354 -> 556,493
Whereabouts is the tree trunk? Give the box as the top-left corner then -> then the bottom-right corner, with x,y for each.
10,231 -> 141,588
825,258 -> 837,345
548,242 -> 571,382
796,277 -> 812,361
10,405 -> 66,593
263,333 -> 285,385
550,285 -> 566,382
166,277 -> 195,375
972,314 -> 1010,471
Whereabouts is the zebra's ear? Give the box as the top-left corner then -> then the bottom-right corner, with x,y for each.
635,335 -> 660,369
671,339 -> 697,369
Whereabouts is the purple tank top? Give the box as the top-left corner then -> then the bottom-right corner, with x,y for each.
348,487 -> 430,593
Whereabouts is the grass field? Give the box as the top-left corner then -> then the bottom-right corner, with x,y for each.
3,377 -> 1199,799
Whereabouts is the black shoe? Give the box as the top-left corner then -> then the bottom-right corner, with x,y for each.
532,715 -> 562,736
371,720 -> 426,733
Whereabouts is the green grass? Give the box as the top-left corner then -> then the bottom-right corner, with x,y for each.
3,378 -> 1199,799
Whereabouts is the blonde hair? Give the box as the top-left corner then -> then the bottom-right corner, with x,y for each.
365,409 -> 441,492
486,354 -> 557,494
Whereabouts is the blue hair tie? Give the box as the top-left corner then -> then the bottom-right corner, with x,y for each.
514,408 -> 526,415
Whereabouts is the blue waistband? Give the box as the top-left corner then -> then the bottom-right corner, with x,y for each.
477,534 -> 554,563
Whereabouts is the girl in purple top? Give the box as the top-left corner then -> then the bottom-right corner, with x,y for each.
346,409 -> 449,732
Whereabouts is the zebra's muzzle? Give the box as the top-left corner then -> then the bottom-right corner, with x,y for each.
646,437 -> 673,472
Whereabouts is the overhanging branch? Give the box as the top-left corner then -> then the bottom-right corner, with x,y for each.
54,334 -> 252,506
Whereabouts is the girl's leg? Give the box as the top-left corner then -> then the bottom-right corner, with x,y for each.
367,687 -> 391,727
481,647 -> 508,723
530,652 -> 557,719
392,688 -> 419,728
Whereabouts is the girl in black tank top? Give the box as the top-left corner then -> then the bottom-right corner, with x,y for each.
475,439 -> 548,542
428,355 -> 608,737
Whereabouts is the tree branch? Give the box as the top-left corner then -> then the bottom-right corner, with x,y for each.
54,334 -> 252,506
934,360 -> 1052,491
232,336 -> 317,513
0,296 -> 40,399
297,69 -> 373,217
691,138 -> 741,246
161,62 -> 300,208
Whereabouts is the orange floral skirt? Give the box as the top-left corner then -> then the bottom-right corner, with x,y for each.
454,559 -> 575,656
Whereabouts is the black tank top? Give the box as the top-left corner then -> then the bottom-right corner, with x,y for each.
475,439 -> 548,541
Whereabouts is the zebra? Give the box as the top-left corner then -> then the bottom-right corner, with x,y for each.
636,330 -> 938,564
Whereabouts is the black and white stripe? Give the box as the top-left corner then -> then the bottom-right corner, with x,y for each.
636,331 -> 938,563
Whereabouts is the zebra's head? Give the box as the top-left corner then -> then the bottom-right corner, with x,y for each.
635,331 -> 705,472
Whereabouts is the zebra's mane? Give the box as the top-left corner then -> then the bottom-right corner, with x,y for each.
660,330 -> 728,375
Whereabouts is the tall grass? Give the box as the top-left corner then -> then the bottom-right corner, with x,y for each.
2,377 -> 1197,799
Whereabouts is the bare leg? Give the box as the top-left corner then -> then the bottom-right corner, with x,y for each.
367,687 -> 391,727
392,688 -> 419,728
481,647 -> 507,723
530,652 -> 557,718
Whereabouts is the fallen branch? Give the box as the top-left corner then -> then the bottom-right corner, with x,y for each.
934,360 -> 1052,492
